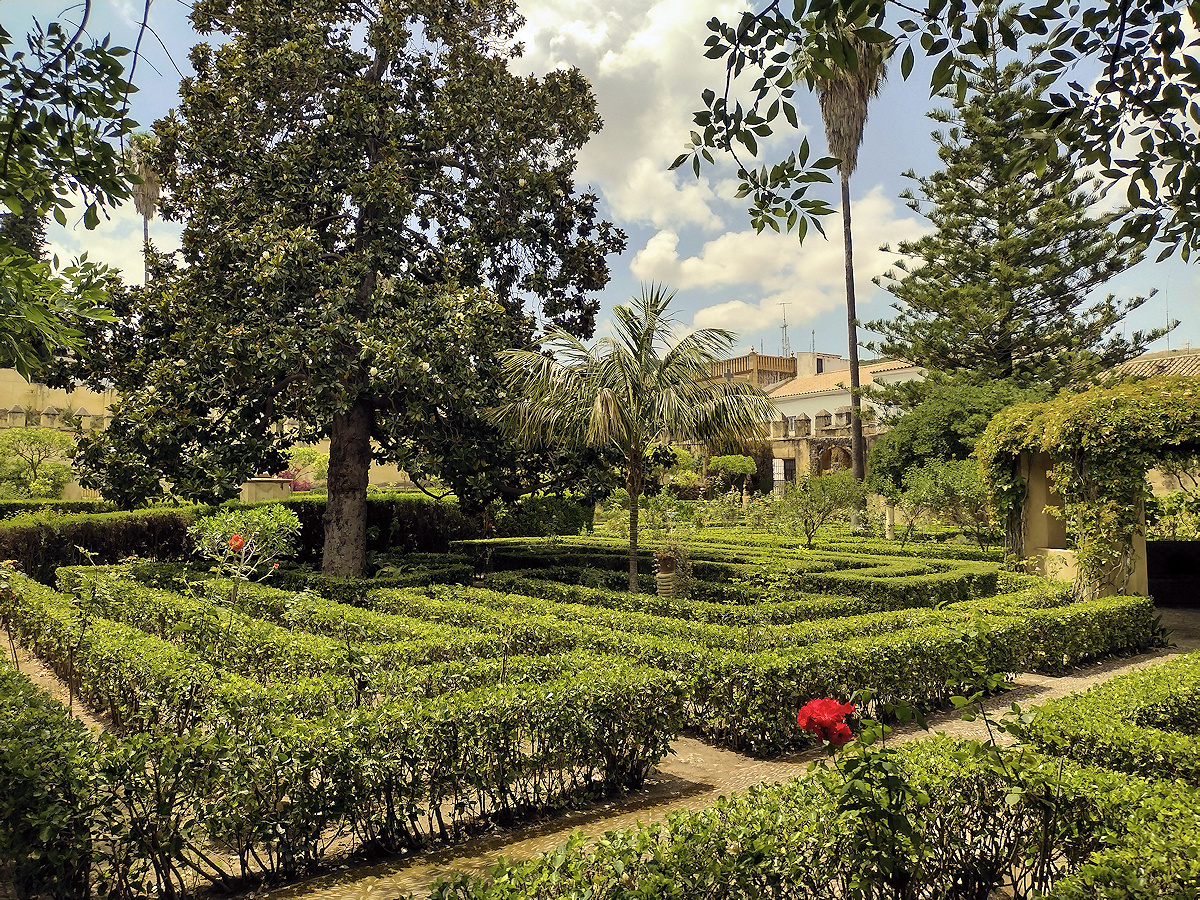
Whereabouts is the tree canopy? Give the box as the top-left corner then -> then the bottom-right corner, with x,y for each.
867,379 -> 1042,495
677,0 -> 1200,259
866,8 -> 1169,389
58,0 -> 624,575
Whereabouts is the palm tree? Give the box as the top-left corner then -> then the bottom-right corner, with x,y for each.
806,23 -> 890,484
496,284 -> 774,592
126,132 -> 161,284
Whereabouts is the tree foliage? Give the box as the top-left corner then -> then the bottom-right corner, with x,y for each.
495,285 -> 774,591
678,0 -> 1200,259
976,376 -> 1200,593
775,470 -> 867,549
0,8 -> 133,380
899,459 -> 995,549
57,0 -> 624,575
0,427 -> 75,498
868,379 -> 1042,495
867,11 -> 1170,390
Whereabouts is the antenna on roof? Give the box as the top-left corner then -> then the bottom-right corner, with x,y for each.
779,303 -> 792,356
1167,285 -> 1171,351
811,329 -> 815,355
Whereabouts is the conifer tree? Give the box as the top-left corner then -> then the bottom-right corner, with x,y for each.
866,10 -> 1171,390
0,207 -> 46,260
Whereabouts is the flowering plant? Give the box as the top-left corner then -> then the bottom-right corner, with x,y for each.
188,505 -> 300,605
797,697 -> 856,749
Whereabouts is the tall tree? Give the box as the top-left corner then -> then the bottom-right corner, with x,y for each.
802,19 -> 889,484
125,132 -> 160,284
0,207 -> 47,260
495,285 -> 774,593
866,13 -> 1169,389
62,0 -> 623,576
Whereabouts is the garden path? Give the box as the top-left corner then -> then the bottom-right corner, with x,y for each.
255,608 -> 1200,900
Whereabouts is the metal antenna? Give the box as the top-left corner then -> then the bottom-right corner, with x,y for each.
779,303 -> 792,356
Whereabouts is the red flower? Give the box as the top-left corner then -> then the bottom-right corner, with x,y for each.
272,562 -> 279,569
228,534 -> 245,552
797,698 -> 856,748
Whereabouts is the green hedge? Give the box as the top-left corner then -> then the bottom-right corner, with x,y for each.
467,537 -> 1002,607
271,558 -> 474,599
358,583 -> 1154,755
1,570 -> 686,894
0,498 -> 114,519
489,571 -> 955,624
0,507 -> 208,581
2,572 -> 336,728
0,648 -> 684,897
1017,650 -> 1200,783
239,493 -> 479,563
423,736 -> 1200,900
0,653 -> 96,899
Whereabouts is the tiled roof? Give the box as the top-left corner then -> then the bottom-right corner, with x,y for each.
768,359 -> 921,399
1111,348 -> 1200,379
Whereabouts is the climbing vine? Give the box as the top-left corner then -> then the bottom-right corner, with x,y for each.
976,377 -> 1200,594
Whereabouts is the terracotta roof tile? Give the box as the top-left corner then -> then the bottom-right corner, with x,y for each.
1112,349 -> 1200,379
768,359 -> 921,399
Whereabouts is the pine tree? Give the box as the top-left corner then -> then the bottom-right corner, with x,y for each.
866,11 -> 1171,391
0,206 -> 46,259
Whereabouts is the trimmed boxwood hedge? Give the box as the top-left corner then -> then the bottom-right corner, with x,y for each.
239,493 -> 479,562
1,569 -> 686,894
0,507 -> 208,581
421,736 -> 1200,900
0,652 -> 95,900
0,498 -> 114,519
1017,650 -> 1200,783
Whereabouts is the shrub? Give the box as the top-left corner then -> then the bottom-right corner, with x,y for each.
0,506 -> 208,581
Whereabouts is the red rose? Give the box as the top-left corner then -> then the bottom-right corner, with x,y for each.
228,534 -> 245,551
797,698 -> 855,748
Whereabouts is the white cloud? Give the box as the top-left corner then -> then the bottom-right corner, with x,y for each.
514,0 -> 808,232
44,196 -> 181,287
631,185 -> 929,330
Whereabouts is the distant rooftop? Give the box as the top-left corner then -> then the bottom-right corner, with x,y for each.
1111,347 -> 1200,379
769,358 -> 920,399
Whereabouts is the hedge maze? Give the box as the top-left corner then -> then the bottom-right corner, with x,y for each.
0,530 -> 1169,897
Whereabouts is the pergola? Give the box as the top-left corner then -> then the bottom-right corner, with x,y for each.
977,377 -> 1200,597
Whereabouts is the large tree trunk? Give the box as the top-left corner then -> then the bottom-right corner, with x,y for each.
626,461 -> 643,593
323,397 -> 373,575
841,174 -> 866,484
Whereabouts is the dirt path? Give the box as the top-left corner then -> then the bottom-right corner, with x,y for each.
260,608 -> 1200,900
0,626 -> 110,733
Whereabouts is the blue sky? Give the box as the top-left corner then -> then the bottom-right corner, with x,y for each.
8,0 -> 1197,358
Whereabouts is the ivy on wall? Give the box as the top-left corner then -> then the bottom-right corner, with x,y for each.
976,377 -> 1200,592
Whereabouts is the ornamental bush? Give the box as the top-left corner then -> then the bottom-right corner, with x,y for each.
188,505 -> 299,603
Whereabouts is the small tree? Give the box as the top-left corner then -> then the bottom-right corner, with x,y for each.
0,428 -> 74,497
187,506 -> 300,606
496,285 -> 774,592
900,460 -> 995,549
776,470 -> 867,549
708,454 -> 757,506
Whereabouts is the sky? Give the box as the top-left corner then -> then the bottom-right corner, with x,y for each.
6,0 -> 1197,359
